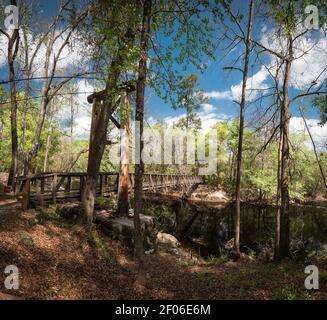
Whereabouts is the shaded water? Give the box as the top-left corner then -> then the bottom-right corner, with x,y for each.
145,199 -> 327,259
182,204 -> 327,258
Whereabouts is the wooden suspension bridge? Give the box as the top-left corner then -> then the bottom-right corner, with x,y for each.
15,172 -> 203,210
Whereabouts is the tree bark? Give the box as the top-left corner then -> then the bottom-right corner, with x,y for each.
274,115 -> 283,260
233,0 -> 253,258
6,16 -> 19,188
276,38 -> 293,260
43,106 -> 55,172
134,0 -> 152,266
117,91 -> 130,216
82,27 -> 135,224
19,25 -> 30,175
82,98 -> 111,224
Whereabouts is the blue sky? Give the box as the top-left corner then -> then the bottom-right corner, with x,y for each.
0,0 -> 326,144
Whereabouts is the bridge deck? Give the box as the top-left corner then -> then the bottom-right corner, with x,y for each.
15,172 -> 203,209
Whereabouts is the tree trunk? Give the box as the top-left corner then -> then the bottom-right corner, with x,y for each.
82,98 -> 110,224
134,0 -> 152,267
19,26 -> 30,175
43,115 -> 54,172
274,118 -> 283,260
23,3 -> 89,175
82,27 -> 135,224
276,38 -> 293,260
233,0 -> 253,258
6,15 -> 20,189
117,91 -> 130,216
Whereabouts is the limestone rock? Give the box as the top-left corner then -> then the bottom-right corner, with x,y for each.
57,203 -> 81,221
96,213 -> 157,251
156,232 -> 181,255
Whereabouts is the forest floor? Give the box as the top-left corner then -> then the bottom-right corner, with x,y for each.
0,198 -> 326,300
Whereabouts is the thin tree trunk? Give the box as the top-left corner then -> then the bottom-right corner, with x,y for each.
300,108 -> 327,190
274,116 -> 283,260
6,22 -> 19,188
19,26 -> 30,175
134,0 -> 152,267
233,0 -> 254,258
276,38 -> 292,260
43,110 -> 54,172
117,91 -> 130,216
23,3 -> 89,175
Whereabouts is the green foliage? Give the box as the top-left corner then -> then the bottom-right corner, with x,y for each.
0,90 -> 62,172
143,202 -> 175,230
314,94 -> 327,125
95,196 -> 117,210
37,205 -> 75,228
87,225 -> 115,262
149,1 -> 228,106
206,118 -> 327,200
205,252 -> 229,265
273,286 -> 313,300
173,73 -> 205,131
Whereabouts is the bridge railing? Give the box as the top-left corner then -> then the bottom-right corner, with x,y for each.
16,172 -> 119,210
15,172 -> 203,210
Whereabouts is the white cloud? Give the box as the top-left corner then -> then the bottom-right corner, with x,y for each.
56,79 -> 99,138
205,66 -> 269,103
290,116 -> 327,148
0,34 -> 8,67
206,27 -> 327,104
0,29 -> 90,76
201,103 -> 214,114
260,27 -> 327,90
204,91 -> 231,100
74,116 -> 91,137
162,110 -> 229,134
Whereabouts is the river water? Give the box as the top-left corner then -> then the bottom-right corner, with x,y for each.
146,200 -> 327,259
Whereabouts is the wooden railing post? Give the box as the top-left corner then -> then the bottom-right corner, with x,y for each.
41,178 -> 45,193
36,178 -> 44,207
65,176 -> 71,193
79,175 -> 85,201
22,178 -> 31,211
14,178 -> 20,196
52,174 -> 58,205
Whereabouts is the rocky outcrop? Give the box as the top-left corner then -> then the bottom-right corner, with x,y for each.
95,211 -> 158,251
156,232 -> 181,256
57,203 -> 81,221
189,185 -> 231,204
